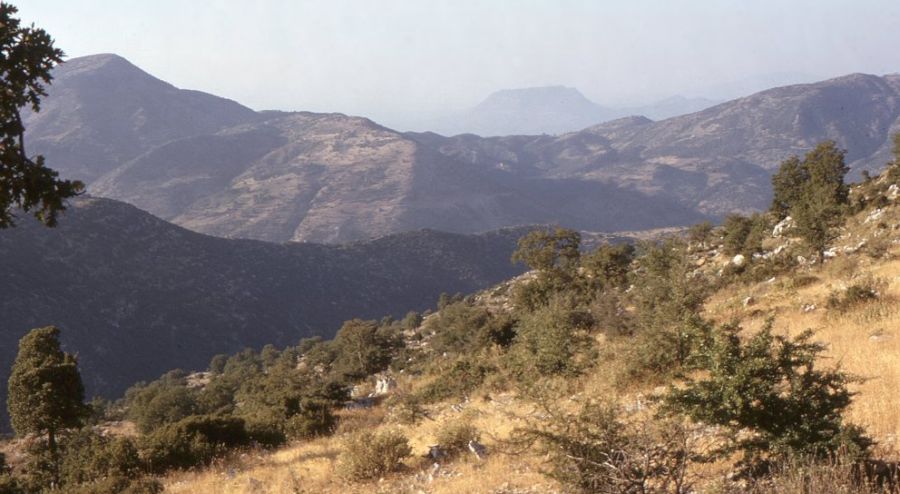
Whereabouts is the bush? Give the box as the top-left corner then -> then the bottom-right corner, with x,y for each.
140,415 -> 250,473
664,321 -> 870,467
337,430 -> 411,481
434,421 -> 480,460
58,430 -> 143,487
524,402 -> 701,493
282,398 -> 336,439
505,302 -> 587,381
826,278 -> 883,312
418,358 -> 492,403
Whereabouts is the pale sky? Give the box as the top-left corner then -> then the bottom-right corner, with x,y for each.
15,0 -> 900,127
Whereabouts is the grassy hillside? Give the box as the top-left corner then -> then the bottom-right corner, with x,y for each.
5,143 -> 900,493
158,170 -> 900,493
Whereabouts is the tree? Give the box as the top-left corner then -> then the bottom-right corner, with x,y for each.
664,321 -> 869,466
0,2 -> 82,228
770,155 -> 808,218
7,326 -> 87,487
330,319 -> 393,380
770,141 -> 849,256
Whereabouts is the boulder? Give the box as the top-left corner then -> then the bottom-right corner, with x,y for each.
731,254 -> 746,267
772,216 -> 794,237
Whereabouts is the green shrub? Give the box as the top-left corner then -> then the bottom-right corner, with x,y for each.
282,398 -> 336,439
664,321 -> 870,466
524,402 -> 700,494
434,421 -> 480,459
826,279 -> 883,312
505,302 -> 587,381
418,358 -> 492,403
337,430 -> 411,481
140,415 -> 250,473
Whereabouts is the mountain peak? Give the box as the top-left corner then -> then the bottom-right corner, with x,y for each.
477,86 -> 596,111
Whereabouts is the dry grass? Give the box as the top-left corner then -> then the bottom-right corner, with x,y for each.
164,205 -> 900,492
164,394 -> 561,493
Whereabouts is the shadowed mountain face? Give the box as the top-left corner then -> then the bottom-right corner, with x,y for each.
21,54 -> 260,183
24,54 -> 900,242
0,197 -> 530,424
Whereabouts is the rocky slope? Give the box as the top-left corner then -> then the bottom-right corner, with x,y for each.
24,54 -> 900,242
0,197 -> 529,421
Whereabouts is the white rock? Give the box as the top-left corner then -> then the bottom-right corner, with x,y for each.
865,208 -> 885,224
773,216 -> 794,237
823,248 -> 838,259
888,184 -> 899,200
732,254 -> 746,267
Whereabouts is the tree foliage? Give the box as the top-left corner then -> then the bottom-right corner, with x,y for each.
7,326 -> 87,487
0,2 -> 82,228
664,321 -> 869,465
770,141 -> 849,255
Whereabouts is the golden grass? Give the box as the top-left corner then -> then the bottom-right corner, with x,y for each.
164,394 -> 562,493
165,205 -> 900,492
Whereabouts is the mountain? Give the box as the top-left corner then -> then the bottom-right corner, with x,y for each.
21,54 -> 260,183
406,88 -> 720,136
416,73 -> 900,216
421,86 -> 622,137
23,54 -> 900,242
0,197 -> 530,424
621,95 -> 722,121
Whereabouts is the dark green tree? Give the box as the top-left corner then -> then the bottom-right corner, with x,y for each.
512,227 -> 581,275
770,155 -> 808,218
7,326 -> 87,487
664,321 -> 869,465
0,2 -> 82,228
330,319 -> 393,380
886,132 -> 900,182
770,141 -> 849,256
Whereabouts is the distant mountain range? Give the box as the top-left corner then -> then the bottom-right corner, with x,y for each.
0,197 -> 533,425
23,54 -> 900,244
412,86 -> 720,136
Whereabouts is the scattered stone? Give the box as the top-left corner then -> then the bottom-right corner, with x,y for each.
801,303 -> 817,313
371,375 -> 397,396
888,184 -> 899,200
823,248 -> 838,259
468,440 -> 487,460
870,331 -> 893,343
865,208 -> 885,224
742,296 -> 755,307
732,254 -> 746,267
772,216 -> 794,237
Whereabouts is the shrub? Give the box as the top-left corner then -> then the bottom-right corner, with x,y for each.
418,358 -> 492,403
664,321 -> 870,467
58,430 -> 143,488
282,398 -> 336,439
337,430 -> 411,481
826,278 -> 883,312
140,415 -> 250,473
434,421 -> 480,460
524,401 -> 701,494
505,302 -> 587,381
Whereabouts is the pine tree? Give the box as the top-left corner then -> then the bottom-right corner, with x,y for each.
7,326 -> 87,487
0,2 -> 82,228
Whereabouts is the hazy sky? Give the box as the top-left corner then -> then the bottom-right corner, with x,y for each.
16,0 -> 900,126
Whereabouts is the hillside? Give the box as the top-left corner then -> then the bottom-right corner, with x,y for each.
154,163 -> 900,494
0,197 -> 530,424
21,54 -> 260,183
24,54 -> 900,243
